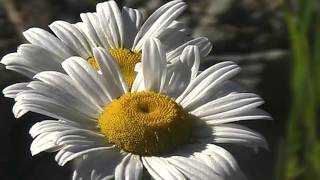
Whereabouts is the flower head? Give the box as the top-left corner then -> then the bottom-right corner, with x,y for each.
14,38 -> 271,180
2,0 -> 212,98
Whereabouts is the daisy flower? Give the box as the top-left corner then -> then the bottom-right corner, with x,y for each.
13,38 -> 271,180
2,0 -> 212,98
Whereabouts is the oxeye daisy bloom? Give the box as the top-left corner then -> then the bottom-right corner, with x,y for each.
12,38 -> 271,180
2,0 -> 212,99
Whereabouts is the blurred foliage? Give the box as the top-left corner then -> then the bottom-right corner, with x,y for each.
276,0 -> 320,179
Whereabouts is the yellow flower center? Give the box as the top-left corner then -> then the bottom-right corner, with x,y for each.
98,92 -> 193,156
88,57 -> 99,70
87,48 -> 141,89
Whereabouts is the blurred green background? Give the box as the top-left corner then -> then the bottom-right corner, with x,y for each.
0,0 -> 319,179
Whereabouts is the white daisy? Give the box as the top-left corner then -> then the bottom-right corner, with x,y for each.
13,38 -> 271,180
2,0 -> 212,98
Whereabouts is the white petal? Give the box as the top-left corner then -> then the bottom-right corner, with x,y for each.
74,22 -> 96,48
213,81 -> 245,98
61,57 -> 112,106
5,65 -> 37,78
177,62 -> 240,110
123,7 -> 143,29
204,144 -> 248,180
161,30 -> 192,52
167,142 -> 246,179
12,101 -> 29,118
165,61 -> 191,99
131,68 -> 145,93
191,93 -> 263,117
2,44 -> 64,77
142,156 -> 185,180
211,124 -> 269,150
30,131 -> 61,156
121,7 -> 143,48
142,38 -> 167,92
53,124 -> 114,166
180,45 -> 200,80
168,20 -> 192,34
204,108 -> 272,124
29,120 -> 71,138
166,155 -> 221,180
55,129 -> 105,147
29,119 -> 110,162
56,145 -> 112,166
158,21 -> 192,51
23,28 -> 74,59
166,37 -> 212,62
2,51 -> 60,78
18,44 -> 64,68
30,121 -> 81,155
49,21 -> 92,58
115,154 -> 143,180
194,152 -> 228,178
14,91 -> 96,124
80,12 -> 110,49
176,62 -> 235,103
1,53 -> 40,72
194,152 -> 247,180
14,76 -> 100,123
133,0 -> 187,51
200,98 -> 264,119
72,150 -> 123,180
32,71 -> 101,115
3,82 -> 29,98
93,47 -> 128,97
97,0 -> 124,48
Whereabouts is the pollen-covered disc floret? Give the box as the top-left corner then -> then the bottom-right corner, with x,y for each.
87,57 -> 100,70
98,91 -> 193,156
109,49 -> 141,88
87,49 -> 141,88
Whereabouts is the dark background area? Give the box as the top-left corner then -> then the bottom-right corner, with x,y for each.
0,0 -> 293,179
